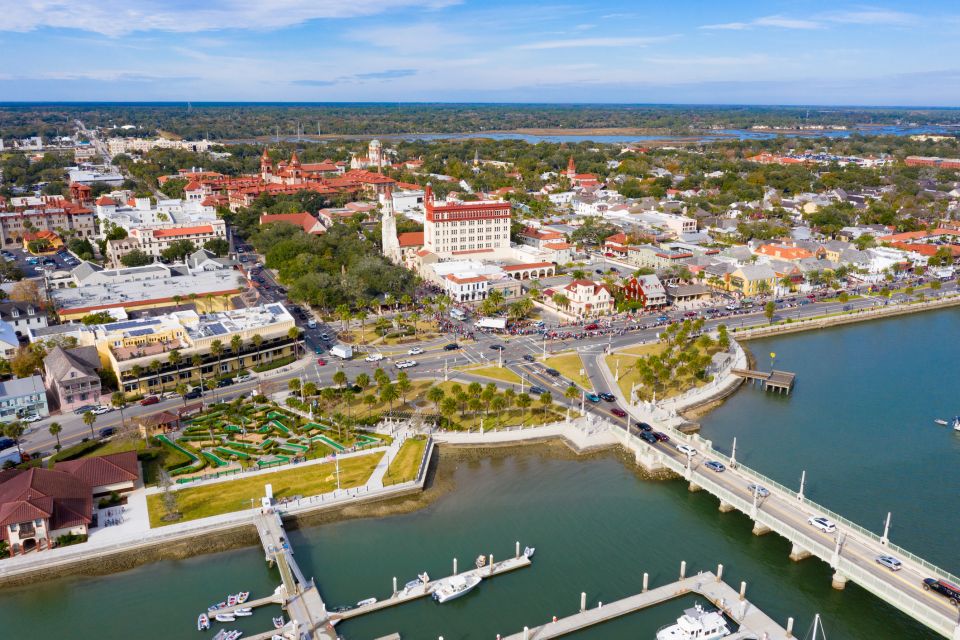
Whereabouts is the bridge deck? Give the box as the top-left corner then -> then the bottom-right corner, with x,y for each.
332,554 -> 532,622
502,571 -> 788,640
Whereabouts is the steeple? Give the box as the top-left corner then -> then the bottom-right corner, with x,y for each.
566,155 -> 576,179
289,150 -> 301,167
260,147 -> 272,179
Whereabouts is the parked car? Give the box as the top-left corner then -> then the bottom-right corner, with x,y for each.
705,460 -> 726,473
585,393 -> 601,403
184,388 -> 203,400
584,323 -> 599,330
365,353 -> 384,362
529,386 -> 547,395
73,404 -> 98,415
20,414 -> 41,423
140,395 -> 159,406
875,555 -> 902,572
307,320 -> 317,328
235,373 -> 254,383
443,343 -> 460,351
98,427 -> 116,438
598,392 -> 615,402
807,516 -> 837,533
676,443 -> 697,457
746,483 -> 770,498
90,405 -> 111,415
408,347 -> 424,355
922,578 -> 960,605
611,408 -> 627,418
216,378 -> 234,388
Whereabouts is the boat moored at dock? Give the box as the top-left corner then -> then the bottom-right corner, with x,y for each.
433,573 -> 482,603
656,603 -> 731,640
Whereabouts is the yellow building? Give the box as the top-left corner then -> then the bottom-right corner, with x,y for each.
729,265 -> 777,296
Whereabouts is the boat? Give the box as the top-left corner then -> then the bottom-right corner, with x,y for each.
403,572 -> 431,592
198,613 -> 210,631
656,603 -> 731,640
272,616 -> 285,629
225,632 -> 243,640
356,597 -> 377,607
214,613 -> 236,623
475,554 -> 487,569
523,546 -> 535,558
805,613 -> 827,640
934,419 -> 948,425
212,631 -> 228,640
953,417 -> 960,431
329,605 -> 353,613
236,591 -> 250,604
432,573 -> 482,603
234,608 -> 252,617
208,602 -> 226,612
227,594 -> 238,607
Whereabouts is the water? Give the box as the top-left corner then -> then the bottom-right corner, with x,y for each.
1,311 -> 955,639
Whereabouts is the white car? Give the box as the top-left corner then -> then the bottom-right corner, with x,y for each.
365,353 -> 384,362
407,347 -> 424,355
91,405 -> 112,415
235,373 -> 254,383
20,414 -> 42,423
396,360 -> 417,369
307,320 -> 317,328
875,555 -> 902,571
675,443 -> 697,457
807,516 -> 837,533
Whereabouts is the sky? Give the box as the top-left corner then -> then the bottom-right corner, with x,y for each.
1,0 -> 960,105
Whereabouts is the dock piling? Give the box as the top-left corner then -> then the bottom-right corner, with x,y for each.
516,541 -> 520,559
642,572 -> 649,593
453,557 -> 457,575
680,560 -> 687,580
739,581 -> 746,601
580,592 -> 586,612
489,554 -> 494,576
393,576 -> 397,596
786,617 -> 794,638
522,627 -> 529,640
716,564 -> 723,582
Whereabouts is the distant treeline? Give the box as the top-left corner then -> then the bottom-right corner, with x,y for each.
2,103 -> 960,139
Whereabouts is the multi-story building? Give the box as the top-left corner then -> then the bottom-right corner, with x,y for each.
0,302 -> 48,338
626,244 -> 694,270
105,220 -> 227,267
0,321 -> 19,360
545,280 -> 614,318
0,375 -> 49,422
0,197 -> 96,248
106,137 -> 213,156
43,345 -> 103,413
95,194 -> 218,233
423,186 -> 512,256
620,275 -> 668,308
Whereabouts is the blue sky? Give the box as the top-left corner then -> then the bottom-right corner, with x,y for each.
2,1 -> 959,105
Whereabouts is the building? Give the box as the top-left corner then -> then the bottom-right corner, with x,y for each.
0,196 -> 96,248
106,220 -> 227,267
260,149 -> 344,184
904,156 -> 960,170
620,275 -> 668,308
82,303 -> 297,396
349,140 -> 386,170
0,452 -> 139,555
633,211 -> 697,238
43,345 -> 103,413
517,226 -> 565,250
106,137 -> 212,156
729,264 -> 777,296
95,194 -> 218,233
68,166 -> 125,187
0,376 -> 49,422
0,321 -> 20,359
259,212 -> 325,235
545,280 -> 614,318
51,255 -> 245,320
0,302 -> 48,338
423,186 -> 512,256
626,244 -> 694,270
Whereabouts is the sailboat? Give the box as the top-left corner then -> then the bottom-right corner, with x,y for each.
953,417 -> 960,432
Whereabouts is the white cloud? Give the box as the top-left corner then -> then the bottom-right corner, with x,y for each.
0,0 -> 461,36
821,9 -> 919,26
345,22 -> 468,51
701,15 -> 821,30
517,36 -> 673,50
645,54 -> 772,67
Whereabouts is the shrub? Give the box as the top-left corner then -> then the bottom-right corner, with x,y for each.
254,355 -> 295,373
56,533 -> 88,547
48,439 -> 104,465
97,491 -> 122,509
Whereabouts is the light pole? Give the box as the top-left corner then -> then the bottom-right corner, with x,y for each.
335,454 -> 341,491
798,469 -> 806,502
880,512 -> 892,546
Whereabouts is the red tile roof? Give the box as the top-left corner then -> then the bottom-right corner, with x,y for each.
0,468 -> 93,535
54,451 -> 138,488
152,225 -> 214,238
397,231 -> 424,247
95,196 -> 116,206
259,212 -> 323,234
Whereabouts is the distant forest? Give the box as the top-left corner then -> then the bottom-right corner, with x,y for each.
2,103 -> 960,140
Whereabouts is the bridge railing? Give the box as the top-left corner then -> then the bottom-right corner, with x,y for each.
652,424 -> 960,587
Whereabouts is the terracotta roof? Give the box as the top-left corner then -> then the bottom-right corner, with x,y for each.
55,451 -> 139,488
397,232 -> 424,247
0,468 -> 92,535
446,274 -> 487,284
259,212 -> 323,234
543,242 -> 572,250
184,180 -> 202,191
152,225 -> 214,238
95,196 -> 116,206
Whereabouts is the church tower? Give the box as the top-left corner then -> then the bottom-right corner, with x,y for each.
566,155 -> 577,180
369,139 -> 382,168
260,147 -> 273,181
381,185 -> 400,263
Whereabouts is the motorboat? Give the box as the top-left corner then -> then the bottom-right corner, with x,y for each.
234,608 -> 252,617
356,597 -> 377,607
272,616 -> 285,629
403,572 -> 431,593
212,631 -> 228,640
954,417 -> 960,431
475,554 -> 487,569
208,602 -> 227,612
214,613 -> 236,623
523,546 -> 535,558
227,594 -> 238,607
432,573 -> 482,603
225,632 -> 243,640
198,613 -> 210,631
656,604 -> 731,640
236,592 -> 250,604
934,419 -> 948,425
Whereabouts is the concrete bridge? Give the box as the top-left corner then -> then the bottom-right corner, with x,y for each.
624,424 -> 960,639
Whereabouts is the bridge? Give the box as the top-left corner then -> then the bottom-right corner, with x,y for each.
623,422 -> 960,639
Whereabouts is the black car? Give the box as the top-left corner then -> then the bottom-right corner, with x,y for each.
489,344 -> 504,350
638,422 -> 653,432
598,392 -> 616,402
545,368 -> 560,377
443,343 -> 460,351
923,578 -> 960,605
184,387 -> 203,399
523,354 -> 536,362
529,386 -> 547,395
0,437 -> 14,450
98,427 -> 116,438
640,431 -> 658,444
216,378 -> 234,388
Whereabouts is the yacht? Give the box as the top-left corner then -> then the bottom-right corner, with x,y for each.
432,573 -> 482,603
656,604 -> 731,640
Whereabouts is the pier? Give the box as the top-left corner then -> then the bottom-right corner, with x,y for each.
732,368 -> 796,394
502,567 -> 790,640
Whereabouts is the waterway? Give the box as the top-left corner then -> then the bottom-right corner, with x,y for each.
1,311 -> 955,639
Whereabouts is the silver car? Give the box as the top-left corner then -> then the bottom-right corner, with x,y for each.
876,555 -> 902,571
747,484 -> 770,498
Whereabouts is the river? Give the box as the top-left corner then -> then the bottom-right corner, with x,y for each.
1,311 -> 956,639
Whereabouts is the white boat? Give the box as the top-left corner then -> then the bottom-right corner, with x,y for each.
432,573 -> 482,603
656,603 -> 731,640
272,616 -> 285,629
356,597 -> 377,607
227,595 -> 238,607
953,416 -> 960,431
198,613 -> 210,631
212,631 -> 228,640
236,591 -> 250,604
208,602 -> 226,612
934,419 -> 948,425
226,632 -> 243,640
234,608 -> 252,617
523,546 -> 535,558
214,613 -> 236,623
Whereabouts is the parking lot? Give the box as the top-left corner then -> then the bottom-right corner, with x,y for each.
1,246 -> 80,278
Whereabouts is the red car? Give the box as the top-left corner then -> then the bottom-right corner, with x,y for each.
317,358 -> 327,366
584,323 -> 599,330
611,407 -> 627,418
140,395 -> 159,406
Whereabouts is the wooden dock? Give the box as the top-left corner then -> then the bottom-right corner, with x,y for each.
502,569 -> 791,640
732,368 -> 796,394
331,553 -> 532,623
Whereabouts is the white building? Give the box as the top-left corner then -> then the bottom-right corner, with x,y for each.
423,186 -> 512,256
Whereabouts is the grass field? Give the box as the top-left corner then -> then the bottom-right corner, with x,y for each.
541,352 -> 590,386
460,365 -> 522,385
382,437 -> 428,486
147,451 -> 383,526
605,342 -> 713,401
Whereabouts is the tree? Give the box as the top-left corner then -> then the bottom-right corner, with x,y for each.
490,395 -> 506,425
516,392 -> 532,414
539,391 -> 553,415
203,237 -> 230,257
10,346 -> 44,378
354,309 -> 369,343
110,392 -> 127,433
333,370 -> 348,388
302,381 -> 318,397
336,304 -> 351,332
379,383 -> 399,410
48,422 -> 63,450
287,327 -> 301,357
764,301 -> 776,324
175,383 -> 189,406
168,349 -> 182,386
564,385 -> 579,404
397,374 -> 412,405
210,339 -> 225,379
551,293 -> 570,310
440,397 -> 457,423
120,249 -> 153,267
2,421 -> 25,456
426,386 -> 445,412
160,239 -> 197,263
82,411 -> 97,440
251,333 -> 264,365
10,279 -> 43,305
81,311 -> 116,325
355,373 -> 370,392
755,280 -> 772,296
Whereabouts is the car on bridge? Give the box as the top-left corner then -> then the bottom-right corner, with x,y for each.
676,443 -> 697,457
598,393 -> 615,402
807,516 -> 837,533
705,460 -> 726,473
585,393 -> 601,403
875,555 -> 902,572
640,431 -> 658,444
610,408 -> 627,418
654,431 -> 670,443
637,422 -> 652,432
923,578 -> 960,605
746,484 -> 770,498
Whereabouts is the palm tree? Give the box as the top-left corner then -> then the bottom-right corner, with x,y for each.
82,411 -> 97,440
564,384 -> 579,405
48,422 -> 63,450
231,334 -> 243,373
354,309 -> 368,343
440,397 -> 457,425
251,333 -> 264,366
539,391 -> 554,416
210,339 -> 225,382
149,359 -> 162,390
427,386 -> 445,412
516,392 -> 532,421
397,374 -> 412,405
333,370 -> 347,388
571,269 -> 586,280
552,293 -> 570,310
490,395 -> 506,426
173,294 -> 183,310
355,373 -> 370,392
168,349 -> 182,387
336,304 -> 351,333
409,311 -> 420,337
191,354 -> 203,390
287,327 -> 301,358
175,383 -> 189,406
130,364 -> 144,393
2,421 -> 25,456
110,392 -> 127,432
380,383 -> 399,410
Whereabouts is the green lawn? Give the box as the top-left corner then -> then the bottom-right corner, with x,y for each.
382,437 -> 428,486
541,352 -> 590,386
147,451 -> 384,526
460,365 -> 522,385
